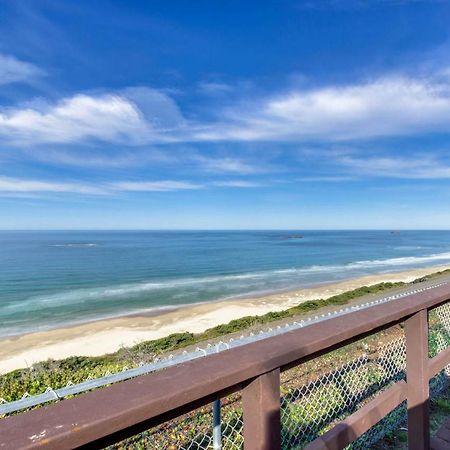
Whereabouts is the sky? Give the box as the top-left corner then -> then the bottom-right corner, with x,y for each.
1,0 -> 450,229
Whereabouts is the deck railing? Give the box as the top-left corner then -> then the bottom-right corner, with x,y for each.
2,284 -> 450,449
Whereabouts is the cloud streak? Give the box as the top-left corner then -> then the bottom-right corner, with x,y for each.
194,156 -> 262,174
213,180 -> 263,188
0,177 -> 202,195
0,177 -> 270,196
339,155 -> 450,179
297,175 -> 358,182
0,177 -> 108,195
112,180 -> 202,192
0,54 -> 43,85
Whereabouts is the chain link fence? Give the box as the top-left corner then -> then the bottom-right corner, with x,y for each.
110,302 -> 450,450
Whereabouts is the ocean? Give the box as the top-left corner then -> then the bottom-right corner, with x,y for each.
1,230 -> 450,338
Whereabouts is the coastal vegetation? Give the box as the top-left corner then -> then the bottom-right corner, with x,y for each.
1,269 -> 449,403
0,282 -> 405,402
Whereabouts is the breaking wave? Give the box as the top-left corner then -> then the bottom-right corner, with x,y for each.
50,243 -> 98,248
4,250 -> 450,315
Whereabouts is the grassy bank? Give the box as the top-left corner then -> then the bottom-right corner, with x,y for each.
2,268 -> 449,403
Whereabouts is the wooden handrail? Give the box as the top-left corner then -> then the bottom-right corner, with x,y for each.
1,284 -> 450,449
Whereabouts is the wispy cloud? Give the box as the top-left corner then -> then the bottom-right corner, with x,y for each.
29,147 -> 175,168
0,176 -> 273,195
195,156 -> 262,174
195,75 -> 450,142
198,81 -> 233,95
339,155 -> 450,179
0,54 -> 43,85
213,180 -> 263,188
297,0 -> 445,10
111,180 -> 202,192
297,175 -> 358,182
0,177 -> 108,195
0,177 -> 202,195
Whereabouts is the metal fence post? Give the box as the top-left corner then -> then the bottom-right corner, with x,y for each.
405,309 -> 430,450
242,368 -> 281,450
213,399 -> 222,450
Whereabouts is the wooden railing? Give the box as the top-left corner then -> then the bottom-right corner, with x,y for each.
2,284 -> 450,449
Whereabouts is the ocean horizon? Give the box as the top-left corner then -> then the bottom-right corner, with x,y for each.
1,229 -> 450,338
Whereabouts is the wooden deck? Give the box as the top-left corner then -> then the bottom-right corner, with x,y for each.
431,417 -> 450,450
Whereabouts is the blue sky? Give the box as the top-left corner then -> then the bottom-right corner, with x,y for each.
1,0 -> 450,229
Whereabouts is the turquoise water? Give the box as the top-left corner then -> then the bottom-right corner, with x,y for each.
1,230 -> 450,337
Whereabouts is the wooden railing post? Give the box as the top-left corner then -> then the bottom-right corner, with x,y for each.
242,368 -> 281,450
405,309 -> 430,450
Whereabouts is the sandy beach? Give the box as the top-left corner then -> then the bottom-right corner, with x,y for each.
0,264 -> 448,374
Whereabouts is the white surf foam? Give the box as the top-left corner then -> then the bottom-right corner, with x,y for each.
50,243 -> 98,247
4,250 -> 450,314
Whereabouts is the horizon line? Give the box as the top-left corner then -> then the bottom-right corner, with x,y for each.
1,228 -> 450,232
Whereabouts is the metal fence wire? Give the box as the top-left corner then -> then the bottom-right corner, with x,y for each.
112,301 -> 450,450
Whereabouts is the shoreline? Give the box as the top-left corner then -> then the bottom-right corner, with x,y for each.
0,264 -> 449,374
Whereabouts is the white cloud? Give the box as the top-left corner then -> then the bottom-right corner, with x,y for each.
0,88 -> 184,145
213,180 -> 263,188
0,176 -> 268,196
194,75 -> 450,142
30,147 -> 174,168
198,81 -> 233,95
297,175 -> 357,182
195,156 -> 261,174
4,72 -> 450,146
0,177 -> 108,195
0,54 -> 43,85
0,177 -> 203,195
339,155 -> 450,179
0,94 -> 148,144
111,180 -> 202,192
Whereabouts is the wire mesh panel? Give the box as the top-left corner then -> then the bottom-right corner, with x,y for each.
110,396 -> 244,450
281,355 -> 370,448
428,302 -> 450,437
280,327 -> 406,449
110,327 -> 413,450
431,302 -> 450,358
111,329 -> 409,449
364,303 -> 450,449
429,302 -> 450,406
